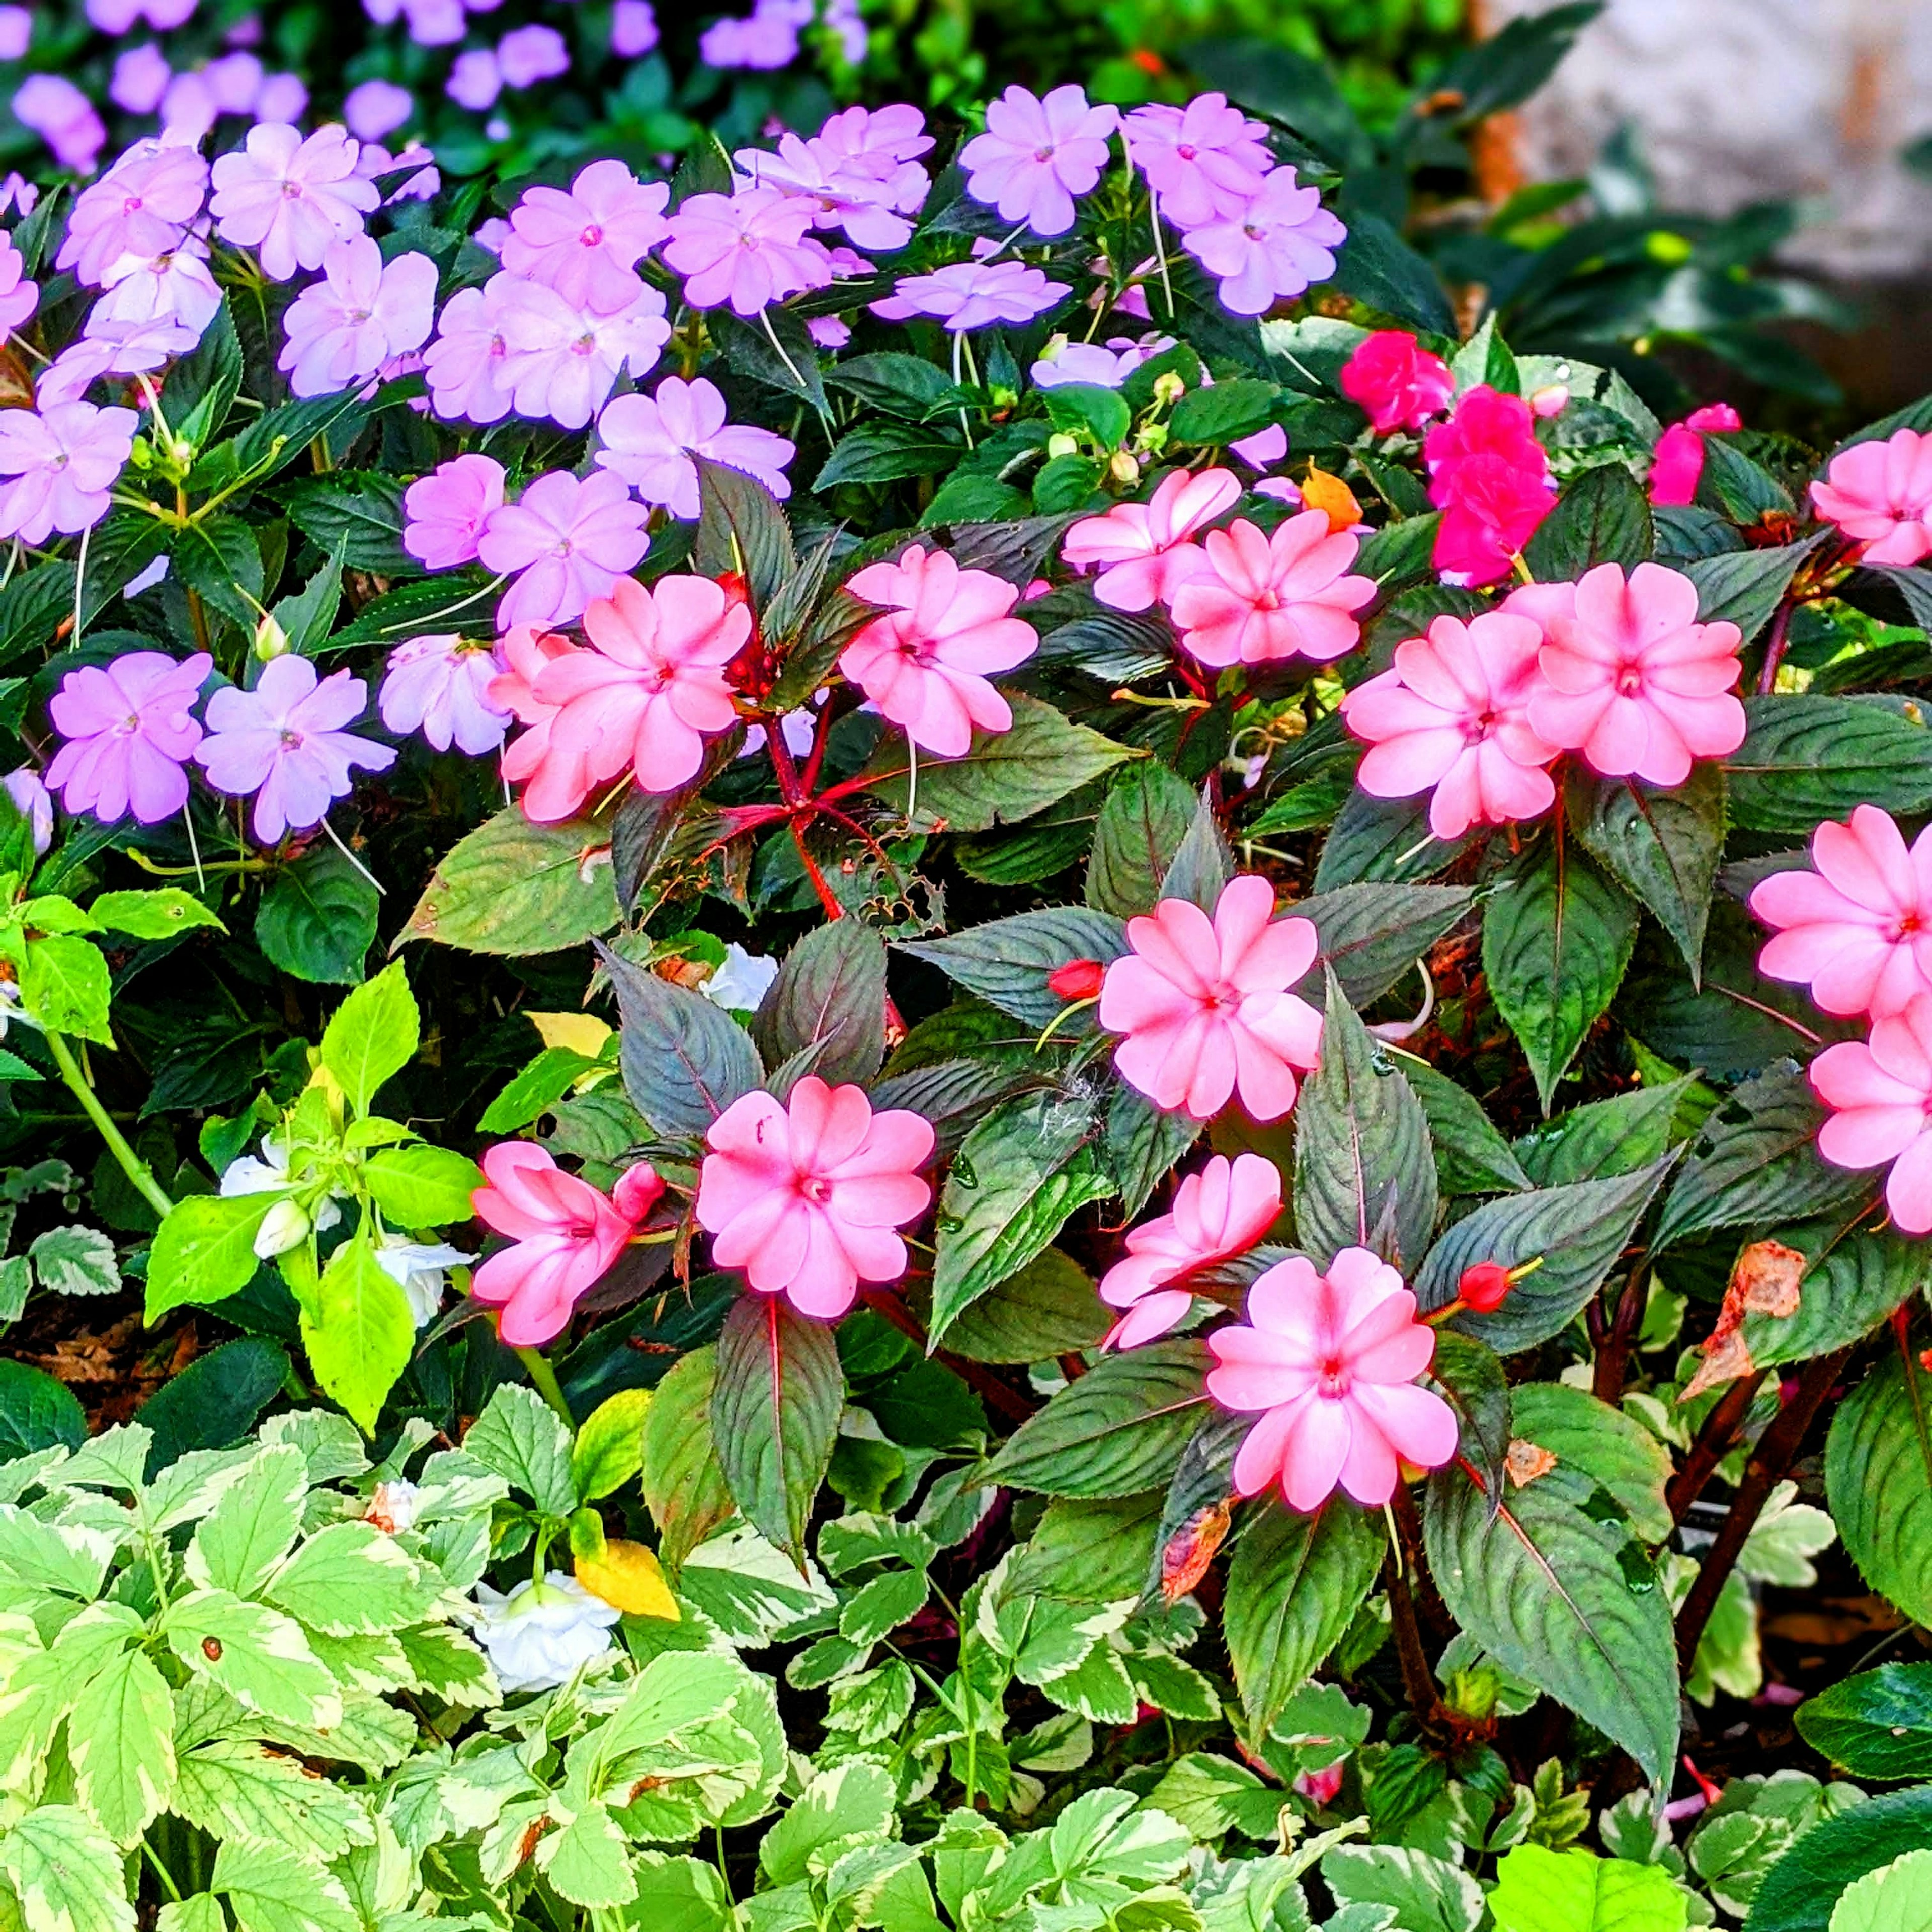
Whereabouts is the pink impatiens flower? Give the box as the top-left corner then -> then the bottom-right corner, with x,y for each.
1750,806 -> 1932,1021
1341,609 -> 1560,840
1061,466 -> 1238,611
488,625 -> 587,816
1649,402 -> 1741,507
0,401 -> 138,543
737,102 -> 933,253
1809,426 -> 1932,566
57,138 -> 208,287
424,284 -> 513,425
1205,1246 -> 1459,1511
1100,1152 -> 1282,1350
46,650 -> 211,826
1181,168 -> 1347,317
277,234 -> 437,398
209,122 -> 380,281
872,259 -> 1068,332
595,376 -> 795,519
1424,386 -> 1554,585
959,84 -> 1118,236
1098,874 -> 1323,1122
472,1143 -> 664,1346
379,635 -> 510,757
499,159 -> 671,308
695,1076 -> 936,1319
1811,993 -> 1932,1234
195,656 -> 397,843
1340,330 -> 1456,436
662,186 -> 829,315
403,454 -> 507,572
1167,511 -> 1375,669
838,544 -> 1039,758
1123,94 -> 1272,231
490,275 -> 672,431
1516,561 -> 1747,788
476,470 -> 653,633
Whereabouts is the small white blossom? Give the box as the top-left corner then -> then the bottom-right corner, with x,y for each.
219,1135 -> 344,1231
472,1572 -> 620,1693
252,1198 -> 310,1259
364,1478 -> 421,1533
376,1235 -> 474,1327
703,943 -> 779,1013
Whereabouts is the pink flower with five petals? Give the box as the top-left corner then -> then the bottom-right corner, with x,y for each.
277,234 -> 437,399
1340,331 -> 1455,436
1810,993 -> 1932,1233
476,469 -> 652,633
1122,94 -> 1272,231
662,187 -> 830,316
403,454 -> 506,573
209,122 -> 379,282
1649,403 -> 1741,507
1167,511 -> 1374,668
1809,427 -> 1932,567
959,85 -> 1118,237
499,159 -> 671,308
1061,466 -> 1238,612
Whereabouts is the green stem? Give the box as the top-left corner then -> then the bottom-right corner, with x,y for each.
45,1029 -> 173,1219
142,1839 -> 183,1904
516,1344 -> 575,1428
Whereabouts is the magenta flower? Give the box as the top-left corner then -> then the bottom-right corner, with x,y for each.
46,650 -> 211,827
1182,169 -> 1346,317
1123,95 -> 1272,231
872,259 -> 1068,333
404,455 -> 507,574
1811,994 -> 1932,1234
1432,452 -> 1555,587
492,275 -> 671,430
595,377 -> 795,520
1340,330 -> 1456,436
446,49 -> 501,111
663,187 -> 830,316
1061,466 -> 1237,611
110,46 -> 173,116
13,76 -> 105,174
1099,874 -> 1323,1122
960,85 -> 1117,236
195,655 -> 396,844
210,122 -> 380,282
1810,427 -> 1932,567
839,544 -> 1039,758
379,635 -> 510,757
1751,807 -> 1932,1021
1100,1152 -> 1281,1350
57,139 -> 208,288
0,234 -> 33,336
1206,1247 -> 1459,1511
1169,511 -> 1374,669
1513,562 -> 1746,788
696,1077 -> 936,1320
476,469 -> 652,633
424,285 -> 513,425
278,235 -> 437,399
0,401 -> 137,544
496,24 -> 570,88
612,0 -> 658,55
1649,402 -> 1741,507
499,160 -> 671,308
1342,610 -> 1560,841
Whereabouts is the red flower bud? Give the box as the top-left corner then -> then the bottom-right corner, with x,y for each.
1048,957 -> 1105,1001
1458,1262 -> 1512,1314
714,570 -> 751,609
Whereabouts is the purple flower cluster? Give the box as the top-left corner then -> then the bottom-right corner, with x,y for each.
701,0 -> 864,72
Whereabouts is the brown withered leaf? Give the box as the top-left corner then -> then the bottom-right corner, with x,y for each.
1682,1327 -> 1756,1403
1735,1239 -> 1806,1319
1161,1498 -> 1233,1603
1505,1440 -> 1558,1488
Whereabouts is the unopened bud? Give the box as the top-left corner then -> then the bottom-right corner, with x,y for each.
1046,432 -> 1080,460
1293,1760 -> 1345,1807
1108,449 -> 1141,486
127,436 -> 154,470
253,1198 -> 310,1259
1048,957 -> 1105,1001
254,612 -> 289,662
1529,383 -> 1569,419
1151,372 -> 1186,408
1458,1261 -> 1511,1314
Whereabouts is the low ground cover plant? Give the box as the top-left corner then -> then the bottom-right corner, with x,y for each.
0,8 -> 1930,1932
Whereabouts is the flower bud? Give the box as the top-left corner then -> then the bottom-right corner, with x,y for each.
714,570 -> 751,610
254,611 -> 290,662
1530,383 -> 1569,419
1046,431 -> 1080,460
1457,1261 -> 1512,1313
1048,957 -> 1105,1001
1151,371 -> 1186,408
1109,449 -> 1141,486
253,1198 -> 310,1259
1294,1760 -> 1345,1807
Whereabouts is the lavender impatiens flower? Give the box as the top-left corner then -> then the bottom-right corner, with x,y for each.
496,24 -> 569,89
491,275 -> 671,429
4,769 -> 52,856
92,239 -> 221,337
379,635 -> 510,756
499,159 -> 671,308
959,85 -> 1118,237
662,187 -> 829,316
0,401 -> 138,543
1182,167 -> 1347,317
57,139 -> 208,288
404,454 -> 507,572
476,469 -> 652,632
344,79 -> 413,143
424,284 -> 512,425
595,377 -> 795,519
736,104 -> 932,253
277,234 -> 438,398
446,49 -> 501,111
872,259 -> 1068,333
210,122 -> 379,281
196,656 -> 397,844
46,651 -> 212,827
13,75 -> 105,174
0,234 -> 34,336
1123,95 -> 1273,231
611,0 -> 658,56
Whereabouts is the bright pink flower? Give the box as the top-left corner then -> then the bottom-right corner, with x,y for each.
57,138 -> 207,287
1811,994 -> 1932,1233
471,1143 -> 662,1346
1424,385 -> 1544,476
0,401 -> 137,543
1341,610 -> 1559,840
1809,427 -> 1932,566
959,85 -> 1118,237
872,259 -> 1067,332
46,650 -> 211,826
595,377 -> 795,519
696,1077 -> 935,1319
1340,331 -> 1455,436
499,159 -> 672,308
1751,806 -> 1932,1020
424,284 -> 513,424
838,544 -> 1038,758
509,574 -> 748,819
489,625 -> 587,816
209,122 -> 379,282
1100,1152 -> 1282,1349
476,470 -> 652,633
1649,402 -> 1741,507
1206,1246 -> 1458,1511
491,275 -> 671,431
1098,874 -> 1322,1122
1181,168 -> 1346,318
1517,561 -> 1746,787
662,187 -> 829,316
403,453 -> 506,572
1061,466 -> 1238,611
1123,94 -> 1272,231
1167,512 -> 1374,669
378,634 -> 509,757
277,235 -> 437,398
1431,451 -> 1556,586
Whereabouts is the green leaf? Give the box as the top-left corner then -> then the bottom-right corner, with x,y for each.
265,1519 -> 436,1635
0,1358 -> 85,1457
1741,1224 -> 1923,1371
573,1387 -> 654,1503
88,889 -> 225,940
1489,1844 -> 1686,1932
1423,1468 -> 1679,1787
478,1044 -> 600,1134
1293,970 -> 1437,1271
1509,1383 -> 1674,1542
1512,1078 -> 1692,1187
1158,789 -> 1232,913
1745,1787 -> 1932,1932
300,1237 -> 414,1436
1429,1330 -> 1512,1503
361,1145 -> 482,1227
930,1091 -> 1111,1341
1830,1850 -> 1932,1932
318,962 -> 418,1118
940,1248 -> 1109,1363
1483,837 -> 1639,1110
712,1294 -> 845,1560
691,455 -> 796,612
138,1339 -> 288,1469
184,1443 -> 307,1597
275,472 -> 414,574
860,694 -> 1134,834
172,1739 -> 372,1862
1522,466 -> 1654,579
1044,383 -> 1134,450
1087,763 -> 1198,917
1223,1501 -> 1383,1742
1295,883 -> 1475,1009
1170,379 -> 1280,446
1797,1665 -> 1932,1782
27,1226 -> 118,1298
752,919 -> 888,1088
1328,210 -> 1457,335
65,1646 -> 175,1846
145,1194 -> 275,1321
816,423 -> 963,488
223,390 -> 368,488
20,934 -> 112,1045
1106,1083 -> 1199,1219
165,1589 -> 341,1729
982,1339 -> 1210,1497
465,1382 -> 577,1516
1826,1353 -> 1932,1628
604,943 -> 763,1138
157,1898 -> 226,1932
175,514 -> 265,631
1567,764 -> 1726,981
761,1763 -> 897,1884
898,906 -> 1125,1028
403,807 -> 621,955
639,1347 -> 735,1573
1321,1845 -> 1483,1932
1726,696 -> 1932,837
255,847 -> 378,986
1685,539 -> 1822,642
1393,1053 -> 1532,1195
0,1806 -> 135,1932
212,1839 -> 358,1932
1316,786 -> 1475,889
266,540 -> 346,657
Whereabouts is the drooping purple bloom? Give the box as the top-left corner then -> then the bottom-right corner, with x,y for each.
663,187 -> 831,315
872,259 -> 1068,333
611,0 -> 657,56
496,24 -> 569,88
110,46 -> 173,115
209,122 -> 379,281
403,453 -> 506,571
499,159 -> 671,308
491,274 -> 671,429
379,635 -> 510,756
4,769 -> 52,856
1123,95 -> 1273,231
596,377 -> 795,519
1182,167 -> 1346,318
0,401 -> 137,542
278,235 -> 438,398
344,79 -> 413,143
58,139 -> 208,288
46,651 -> 211,827
475,469 -> 651,632
959,85 -> 1118,237
446,49 -> 501,110
196,656 -> 397,844
13,76 -> 106,174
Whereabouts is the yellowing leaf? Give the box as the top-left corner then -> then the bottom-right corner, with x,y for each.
529,1012 -> 611,1057
577,1540 -> 680,1620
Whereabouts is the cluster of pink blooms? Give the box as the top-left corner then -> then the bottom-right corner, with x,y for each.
1808,425 -> 1932,567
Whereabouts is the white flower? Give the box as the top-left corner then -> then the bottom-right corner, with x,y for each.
364,1479 -> 422,1533
471,1572 -> 620,1693
218,1135 -> 344,1231
252,1198 -> 310,1259
0,980 -> 29,1041
376,1235 -> 474,1327
703,943 -> 779,1013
